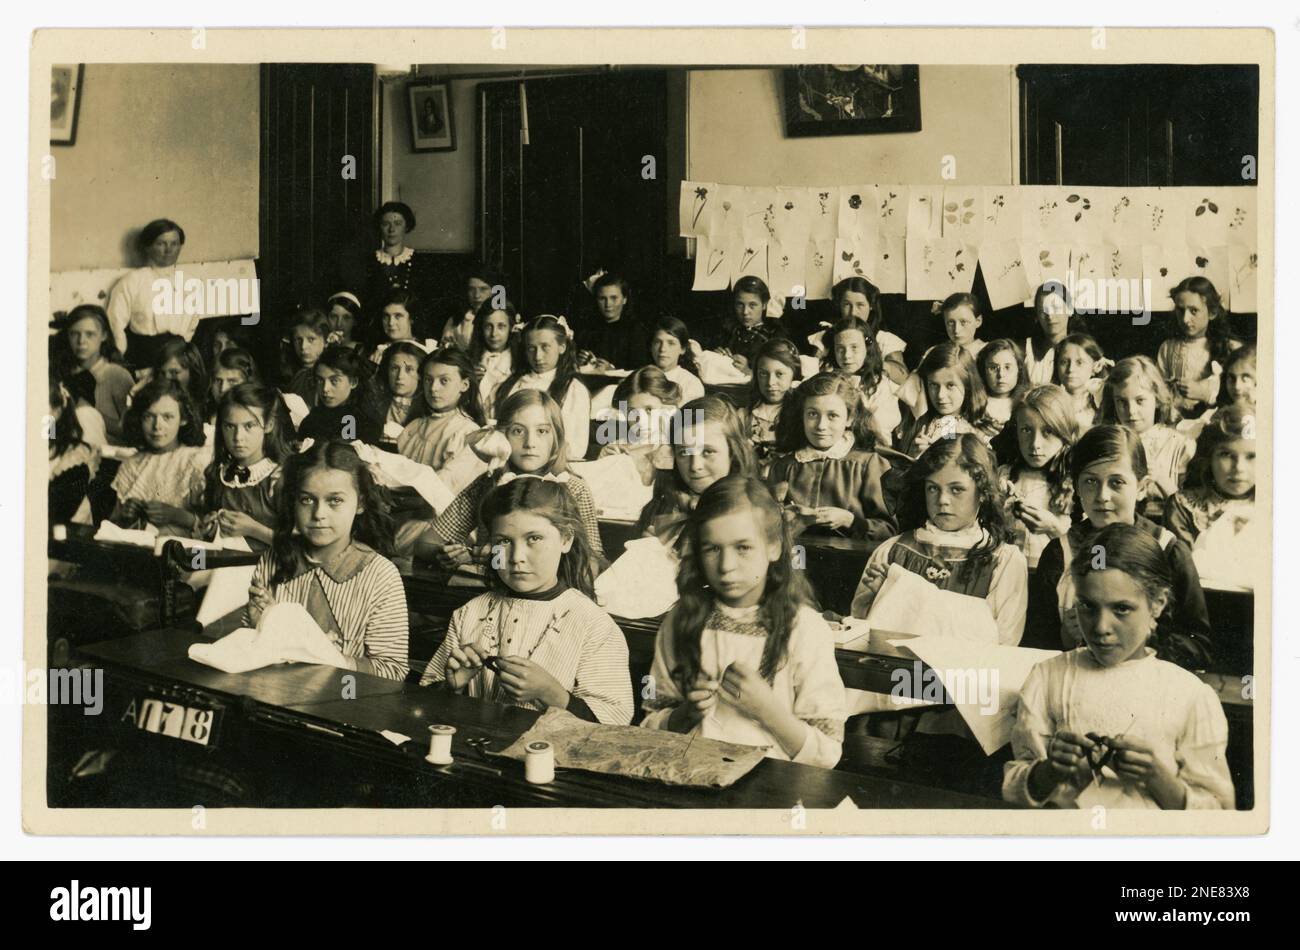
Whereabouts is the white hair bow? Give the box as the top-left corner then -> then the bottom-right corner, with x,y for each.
495,470 -> 571,486
328,291 -> 362,310
528,314 -> 575,340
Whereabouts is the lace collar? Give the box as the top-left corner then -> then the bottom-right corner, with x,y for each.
793,433 -> 854,463
375,247 -> 414,266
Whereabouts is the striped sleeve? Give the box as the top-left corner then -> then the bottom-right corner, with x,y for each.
419,604 -> 463,687
241,551 -> 273,628
355,557 -> 410,682
564,476 -> 605,558
569,608 -> 633,725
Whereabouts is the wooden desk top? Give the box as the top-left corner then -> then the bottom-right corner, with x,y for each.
78,629 -> 1010,810
49,523 -> 262,571
401,566 -> 1251,705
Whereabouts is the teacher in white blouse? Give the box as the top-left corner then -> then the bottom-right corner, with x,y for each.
107,218 -> 198,369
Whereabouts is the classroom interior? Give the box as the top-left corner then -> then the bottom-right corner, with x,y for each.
44,62 -> 1259,812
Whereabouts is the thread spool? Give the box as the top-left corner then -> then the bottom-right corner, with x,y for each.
426,724 -> 456,765
524,739 -> 555,784
52,524 -> 68,541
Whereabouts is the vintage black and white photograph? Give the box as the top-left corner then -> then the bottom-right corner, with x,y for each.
25,26 -> 1271,837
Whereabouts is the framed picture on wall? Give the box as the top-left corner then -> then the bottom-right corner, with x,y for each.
51,64 -> 83,146
782,65 -> 922,137
408,80 -> 455,152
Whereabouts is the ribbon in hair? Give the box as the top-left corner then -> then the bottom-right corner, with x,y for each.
526,314 -> 575,340
328,291 -> 362,309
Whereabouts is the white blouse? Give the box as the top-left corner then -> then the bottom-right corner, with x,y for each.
107,266 -> 200,353
1003,648 -> 1233,809
420,588 -> 633,725
640,602 -> 847,769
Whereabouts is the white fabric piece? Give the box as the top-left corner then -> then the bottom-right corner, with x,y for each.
595,537 -> 681,620
281,392 -> 311,428
864,562 -> 1000,644
188,601 -> 351,674
903,637 -> 1063,755
196,563 -> 258,628
1191,508 -> 1260,592
570,454 -> 654,520
93,521 -> 158,547
350,440 -> 455,514
694,348 -> 753,385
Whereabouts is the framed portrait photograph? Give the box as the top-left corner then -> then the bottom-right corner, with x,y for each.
407,80 -> 455,152
51,64 -> 83,146
782,65 -> 922,137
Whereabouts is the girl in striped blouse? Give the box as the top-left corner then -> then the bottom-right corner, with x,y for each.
245,439 -> 409,681
419,476 -> 633,725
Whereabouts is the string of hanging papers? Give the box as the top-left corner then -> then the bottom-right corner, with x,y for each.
679,181 -> 1259,312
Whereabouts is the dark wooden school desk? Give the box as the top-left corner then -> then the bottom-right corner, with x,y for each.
64,628 -> 1008,810
402,563 -> 1255,809
49,523 -> 263,573
47,524 -> 264,646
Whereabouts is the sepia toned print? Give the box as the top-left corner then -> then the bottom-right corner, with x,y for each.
25,26 -> 1272,836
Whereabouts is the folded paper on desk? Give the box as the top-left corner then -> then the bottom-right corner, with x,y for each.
495,707 -> 767,788
865,563 -> 1000,643
92,522 -> 158,547
595,537 -> 680,620
188,602 -> 351,674
196,563 -> 258,629
901,637 -> 1061,755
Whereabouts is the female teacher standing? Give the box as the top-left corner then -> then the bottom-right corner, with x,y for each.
107,218 -> 197,370
363,201 -> 435,344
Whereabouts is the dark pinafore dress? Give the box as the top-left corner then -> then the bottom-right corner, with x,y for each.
885,530 -> 997,599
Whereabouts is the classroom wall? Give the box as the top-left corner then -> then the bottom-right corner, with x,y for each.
50,64 -> 260,272
685,66 -> 1015,187
383,65 -> 597,255
383,65 -> 1014,254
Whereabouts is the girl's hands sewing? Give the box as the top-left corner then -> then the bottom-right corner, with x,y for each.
247,578 -> 275,628
1028,730 -> 1096,801
720,662 -> 781,723
813,506 -> 856,532
444,640 -> 488,691
142,501 -> 195,531
856,562 -> 889,609
1108,736 -> 1188,809
436,543 -> 474,571
217,509 -> 259,538
667,671 -> 719,733
1017,503 -> 1069,539
494,656 -> 568,709
720,661 -> 809,760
